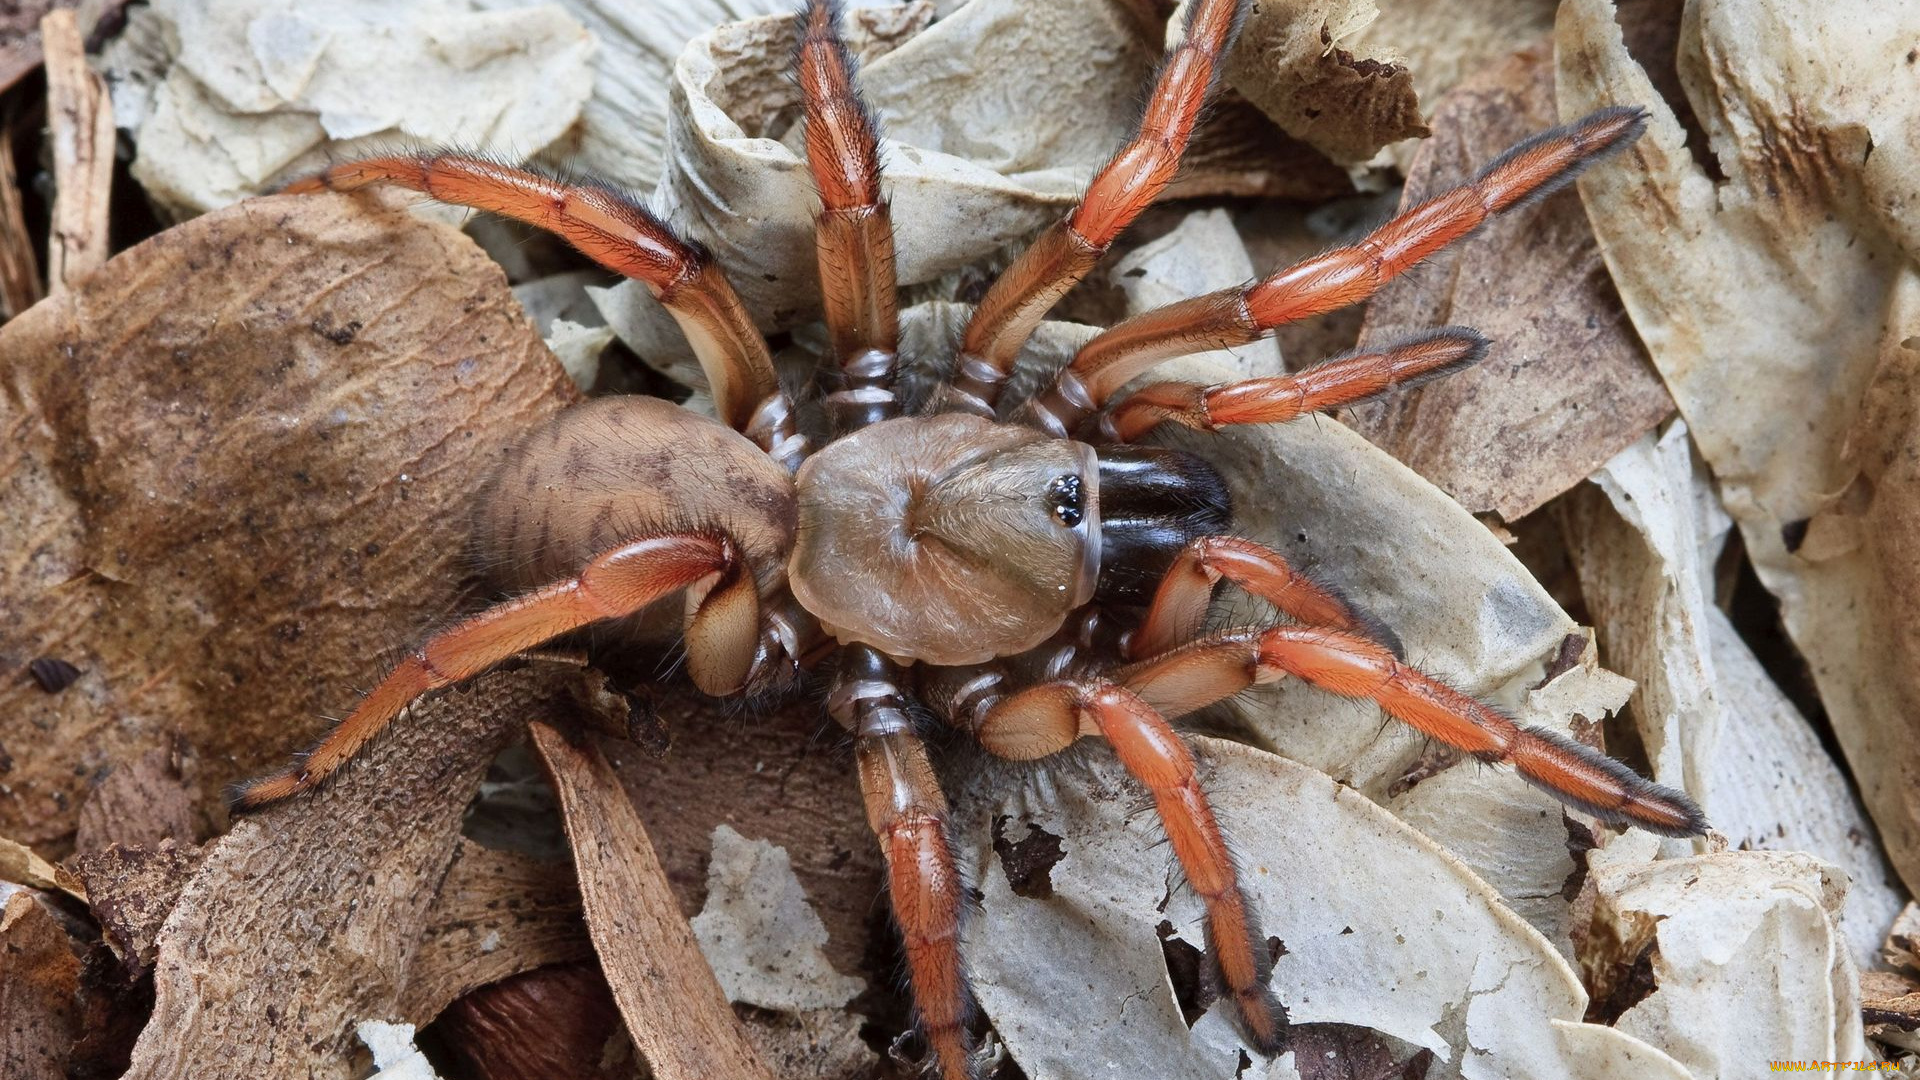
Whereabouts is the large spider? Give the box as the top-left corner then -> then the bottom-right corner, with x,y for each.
235,1 -> 1708,1076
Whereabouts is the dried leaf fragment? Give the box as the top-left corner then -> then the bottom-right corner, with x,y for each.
690,824 -> 865,1012
0,892 -> 82,1080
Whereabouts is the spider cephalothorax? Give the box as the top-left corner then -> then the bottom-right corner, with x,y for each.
237,1 -> 1708,1076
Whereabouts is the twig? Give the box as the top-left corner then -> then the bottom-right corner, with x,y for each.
0,120 -> 43,317
41,8 -> 113,294
529,721 -> 778,1080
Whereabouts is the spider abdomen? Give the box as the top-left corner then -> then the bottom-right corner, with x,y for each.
473,396 -> 797,620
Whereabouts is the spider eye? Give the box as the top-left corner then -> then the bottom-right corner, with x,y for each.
1046,474 -> 1084,527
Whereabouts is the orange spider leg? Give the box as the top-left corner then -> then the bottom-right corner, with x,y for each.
972,680 -> 1287,1055
1116,626 -> 1708,837
799,0 -> 902,430
283,156 -> 795,458
832,647 -> 975,1080
944,0 -> 1248,415
1128,535 -> 1388,661
234,533 -> 737,809
1032,107 -> 1647,426
1101,328 -> 1487,443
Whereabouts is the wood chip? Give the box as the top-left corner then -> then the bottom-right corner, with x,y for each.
64,839 -> 201,977
41,7 -> 113,292
528,721 -> 776,1080
1345,42 -> 1672,521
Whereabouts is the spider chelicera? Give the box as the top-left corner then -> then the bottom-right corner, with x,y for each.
235,1 -> 1708,1076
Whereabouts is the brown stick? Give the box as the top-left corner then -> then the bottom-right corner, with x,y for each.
0,119 -> 42,318
528,721 -> 777,1080
41,8 -> 114,294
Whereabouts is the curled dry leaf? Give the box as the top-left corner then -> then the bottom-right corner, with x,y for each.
1214,0 -> 1427,165
1564,424 -> 1905,967
100,0 -> 596,217
1557,0 -> 1920,897
956,737 -> 1690,1080
1581,851 -> 1870,1075
1347,42 -> 1672,521
0,193 -> 574,851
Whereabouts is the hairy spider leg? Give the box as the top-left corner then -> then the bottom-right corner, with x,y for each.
1129,535 -> 1394,661
234,534 -> 739,808
1024,106 -> 1648,429
832,647 -> 977,1080
281,157 -> 801,465
1100,327 -> 1487,443
1118,626 -> 1710,837
969,679 -> 1288,1055
943,0 -> 1250,415
798,0 -> 902,431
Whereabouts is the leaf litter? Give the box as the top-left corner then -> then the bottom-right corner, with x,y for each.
0,0 -> 1912,1077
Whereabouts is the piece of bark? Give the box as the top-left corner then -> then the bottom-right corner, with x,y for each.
528,721 -> 776,1080
0,892 -> 82,1080
0,192 -> 575,853
72,747 -> 199,854
1345,42 -> 1672,521
0,121 -> 41,318
64,839 -> 200,978
122,668 -> 596,1080
41,8 -> 113,293
398,840 -> 593,1023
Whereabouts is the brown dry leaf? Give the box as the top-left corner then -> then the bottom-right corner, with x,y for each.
529,721 -> 776,1080
1217,0 -> 1427,165
1347,42 -> 1672,521
0,892 -> 82,1080
0,838 -> 70,894
72,747 -> 201,853
1556,0 -> 1920,897
0,193 -> 574,852
398,839 -> 594,1023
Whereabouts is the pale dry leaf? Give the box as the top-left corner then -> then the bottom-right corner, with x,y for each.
1557,0 -> 1920,897
0,892 -> 83,1080
690,824 -> 865,1012
0,192 -> 575,852
1560,425 -> 1719,846
1347,42 -> 1672,521
1582,851 -> 1871,1075
1211,0 -> 1427,165
592,0 -> 1161,382
957,737 -> 1680,1080
0,838 -> 70,894
1355,0 -> 1557,132
100,0 -> 596,217
1564,422 -> 1904,966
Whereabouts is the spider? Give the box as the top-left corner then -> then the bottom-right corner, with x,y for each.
234,1 -> 1708,1076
